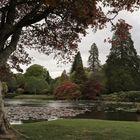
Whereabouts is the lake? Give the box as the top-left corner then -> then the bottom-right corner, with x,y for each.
4,99 -> 140,122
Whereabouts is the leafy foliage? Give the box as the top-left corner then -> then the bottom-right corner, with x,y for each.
23,64 -> 51,94
25,64 -> 49,79
15,73 -> 25,88
105,20 -> 140,93
53,81 -> 81,100
88,43 -> 100,72
0,65 -> 13,82
16,88 -> 24,94
71,52 -> 83,73
7,76 -> 17,92
117,91 -> 140,102
24,76 -> 49,94
106,91 -> 140,102
83,80 -> 102,99
59,70 -> 69,83
0,0 -> 116,69
2,82 -> 8,95
70,52 -> 87,87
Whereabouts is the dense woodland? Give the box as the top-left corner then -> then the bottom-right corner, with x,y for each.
2,20 -> 140,101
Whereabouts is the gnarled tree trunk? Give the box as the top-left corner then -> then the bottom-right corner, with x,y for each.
0,81 -> 10,135
0,28 -> 21,137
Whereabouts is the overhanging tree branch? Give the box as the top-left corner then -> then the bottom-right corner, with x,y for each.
16,6 -> 54,28
0,28 -> 21,66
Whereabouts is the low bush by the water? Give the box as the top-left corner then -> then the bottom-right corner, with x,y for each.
4,92 -> 20,98
103,91 -> 140,102
117,91 -> 140,102
16,88 -> 25,94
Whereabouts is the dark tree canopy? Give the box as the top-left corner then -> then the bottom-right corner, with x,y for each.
0,0 -> 140,70
24,64 -> 48,79
105,20 -> 140,93
70,52 -> 87,90
0,0 -> 105,69
70,52 -> 84,74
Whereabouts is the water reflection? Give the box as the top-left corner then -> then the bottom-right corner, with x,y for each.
4,99 -> 94,109
74,110 -> 140,121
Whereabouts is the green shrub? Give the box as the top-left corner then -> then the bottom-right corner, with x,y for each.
7,76 -> 17,92
40,89 -> 49,94
15,73 -> 25,88
102,93 -> 119,101
16,88 -> 24,94
2,82 -> 8,95
5,93 -> 19,98
103,91 -> 140,102
118,91 -> 140,102
24,77 -> 49,94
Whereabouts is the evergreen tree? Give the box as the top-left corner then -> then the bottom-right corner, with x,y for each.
71,52 -> 83,73
70,52 -> 87,88
45,71 -> 52,85
88,43 -> 100,72
60,70 -> 69,83
105,20 -> 140,93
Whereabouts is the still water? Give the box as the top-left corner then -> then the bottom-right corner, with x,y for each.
4,99 -> 140,122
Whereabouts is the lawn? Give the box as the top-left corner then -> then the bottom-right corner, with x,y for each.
15,119 -> 140,140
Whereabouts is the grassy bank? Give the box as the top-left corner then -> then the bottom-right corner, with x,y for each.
15,119 -> 140,140
13,95 -> 54,100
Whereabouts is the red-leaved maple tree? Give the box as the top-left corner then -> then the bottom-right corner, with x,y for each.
54,81 -> 81,100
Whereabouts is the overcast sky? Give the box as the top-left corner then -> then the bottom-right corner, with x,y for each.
20,10 -> 140,78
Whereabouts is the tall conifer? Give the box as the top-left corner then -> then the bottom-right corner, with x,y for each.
70,52 -> 87,88
88,43 -> 100,72
105,20 -> 140,92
